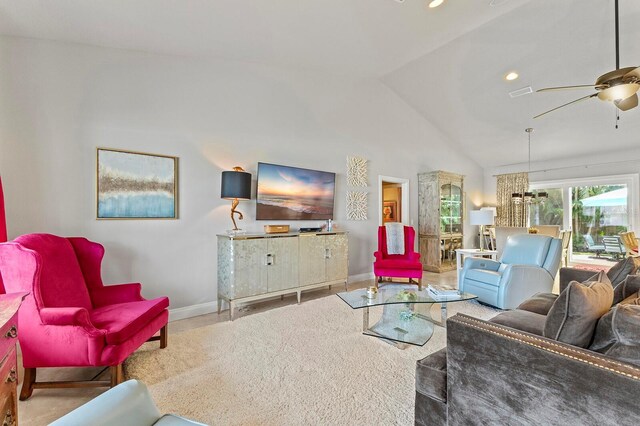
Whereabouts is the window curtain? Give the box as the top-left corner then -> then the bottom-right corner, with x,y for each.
496,172 -> 529,227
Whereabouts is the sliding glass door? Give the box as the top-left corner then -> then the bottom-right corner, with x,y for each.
530,175 -> 639,265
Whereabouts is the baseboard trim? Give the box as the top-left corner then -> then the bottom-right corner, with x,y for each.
348,272 -> 374,284
169,301 -> 218,322
169,272 -> 375,322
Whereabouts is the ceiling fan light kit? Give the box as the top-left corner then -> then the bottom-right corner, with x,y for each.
535,0 -> 639,118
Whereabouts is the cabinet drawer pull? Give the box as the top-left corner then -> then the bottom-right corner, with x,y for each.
6,368 -> 16,383
4,326 -> 17,339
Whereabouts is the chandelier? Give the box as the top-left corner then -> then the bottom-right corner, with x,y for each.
512,128 -> 548,205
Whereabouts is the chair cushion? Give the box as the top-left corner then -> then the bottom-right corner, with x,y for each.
544,271 -> 613,348
415,348 -> 447,403
612,275 -> 640,305
15,233 -> 93,310
91,297 -> 169,345
374,259 -> 422,270
489,310 -> 546,336
500,234 -> 551,267
607,257 -> 640,288
465,268 -> 502,287
517,293 -> 559,316
589,304 -> 640,367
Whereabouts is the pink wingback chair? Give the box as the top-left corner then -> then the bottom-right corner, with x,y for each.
0,233 -> 169,400
373,225 -> 423,290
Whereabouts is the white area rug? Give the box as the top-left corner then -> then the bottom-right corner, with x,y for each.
125,295 -> 498,425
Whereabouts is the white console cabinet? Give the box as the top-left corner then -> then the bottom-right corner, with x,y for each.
217,231 -> 348,320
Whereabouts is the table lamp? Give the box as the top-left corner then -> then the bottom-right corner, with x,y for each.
221,167 -> 251,232
470,210 -> 494,251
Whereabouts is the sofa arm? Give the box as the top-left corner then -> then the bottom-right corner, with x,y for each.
559,267 -> 601,293
91,283 -> 144,307
373,251 -> 383,262
39,307 -> 102,336
445,314 -> 640,425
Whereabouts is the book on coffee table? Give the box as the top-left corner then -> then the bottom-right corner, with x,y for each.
427,285 -> 461,300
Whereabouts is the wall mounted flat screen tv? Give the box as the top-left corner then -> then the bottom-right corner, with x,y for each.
256,162 -> 335,220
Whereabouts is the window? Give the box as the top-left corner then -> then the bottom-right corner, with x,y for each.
530,174 -> 639,264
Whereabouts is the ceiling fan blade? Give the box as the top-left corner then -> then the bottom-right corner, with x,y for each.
537,84 -> 607,93
534,93 -> 598,119
624,67 -> 640,80
614,93 -> 639,111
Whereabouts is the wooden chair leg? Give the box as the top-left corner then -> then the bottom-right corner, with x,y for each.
19,367 -> 36,401
160,324 -> 168,349
374,277 -> 379,289
417,278 -> 422,291
110,364 -> 123,388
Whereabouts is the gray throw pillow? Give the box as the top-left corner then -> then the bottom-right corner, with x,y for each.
517,292 -> 559,316
607,257 -> 640,288
589,304 -> 640,367
612,275 -> 640,305
544,271 -> 613,348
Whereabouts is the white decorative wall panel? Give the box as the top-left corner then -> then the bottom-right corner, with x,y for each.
347,156 -> 368,187
346,191 -> 368,220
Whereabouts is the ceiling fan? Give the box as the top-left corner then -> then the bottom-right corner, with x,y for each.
534,0 -> 640,119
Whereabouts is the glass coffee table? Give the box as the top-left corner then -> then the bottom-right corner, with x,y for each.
337,285 -> 477,348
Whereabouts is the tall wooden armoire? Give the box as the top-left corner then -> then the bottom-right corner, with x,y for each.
418,171 -> 464,273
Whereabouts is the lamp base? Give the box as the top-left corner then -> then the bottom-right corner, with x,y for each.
226,229 -> 247,236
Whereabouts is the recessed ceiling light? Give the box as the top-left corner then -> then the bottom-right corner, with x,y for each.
429,0 -> 444,8
489,0 -> 510,6
505,72 -> 519,81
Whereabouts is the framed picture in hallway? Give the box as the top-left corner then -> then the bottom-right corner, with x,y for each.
96,148 -> 178,219
383,200 -> 397,223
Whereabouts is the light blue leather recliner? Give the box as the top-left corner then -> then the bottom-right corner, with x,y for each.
459,234 -> 562,310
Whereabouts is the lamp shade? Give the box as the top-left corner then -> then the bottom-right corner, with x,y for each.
221,170 -> 251,200
469,210 -> 494,226
480,206 -> 497,217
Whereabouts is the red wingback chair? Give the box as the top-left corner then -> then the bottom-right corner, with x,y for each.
373,225 -> 423,290
0,233 -> 169,400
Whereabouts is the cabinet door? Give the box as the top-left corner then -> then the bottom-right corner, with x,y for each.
267,236 -> 299,292
325,234 -> 348,282
231,239 -> 268,298
418,174 -> 439,235
298,234 -> 326,286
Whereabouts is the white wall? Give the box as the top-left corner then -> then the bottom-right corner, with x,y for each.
0,36 -> 484,315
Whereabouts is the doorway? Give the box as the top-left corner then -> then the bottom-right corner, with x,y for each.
378,176 -> 410,226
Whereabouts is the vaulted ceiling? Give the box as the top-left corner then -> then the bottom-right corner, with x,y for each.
1,0 -> 639,168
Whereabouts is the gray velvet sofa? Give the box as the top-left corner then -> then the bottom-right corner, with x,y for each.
415,260 -> 640,426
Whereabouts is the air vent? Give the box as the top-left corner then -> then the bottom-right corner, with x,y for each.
509,86 -> 533,98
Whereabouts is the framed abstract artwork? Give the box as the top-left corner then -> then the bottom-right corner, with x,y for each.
97,148 -> 178,219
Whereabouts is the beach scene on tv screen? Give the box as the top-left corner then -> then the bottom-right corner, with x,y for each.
257,163 -> 335,220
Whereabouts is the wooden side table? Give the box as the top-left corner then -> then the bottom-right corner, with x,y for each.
455,249 -> 498,287
1,292 -> 27,426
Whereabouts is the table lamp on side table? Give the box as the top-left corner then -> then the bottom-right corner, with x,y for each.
221,167 -> 252,233
470,210 -> 495,251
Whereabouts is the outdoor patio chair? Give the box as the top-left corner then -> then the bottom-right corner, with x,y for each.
603,236 -> 625,260
583,234 -> 604,257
